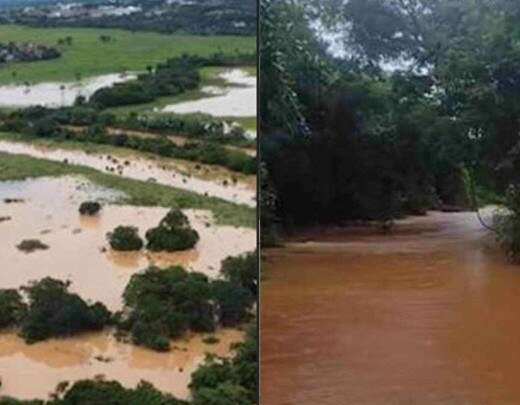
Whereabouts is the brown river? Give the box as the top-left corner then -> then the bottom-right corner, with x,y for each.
261,209 -> 520,405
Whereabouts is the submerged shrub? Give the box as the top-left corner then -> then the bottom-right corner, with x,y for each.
145,209 -> 199,252
0,289 -> 26,329
19,278 -> 111,343
119,266 -> 215,351
494,185 -> 520,262
78,201 -> 102,216
220,251 -> 257,295
16,239 -> 49,253
107,226 -> 144,251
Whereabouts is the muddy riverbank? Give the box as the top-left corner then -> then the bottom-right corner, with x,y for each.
261,209 -> 520,404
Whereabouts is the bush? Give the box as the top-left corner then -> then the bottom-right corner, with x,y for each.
220,251 -> 257,295
16,239 -> 49,253
211,280 -> 252,327
494,185 -> 520,262
19,278 -> 111,343
54,379 -> 188,405
0,289 -> 26,329
107,226 -> 144,251
119,266 -> 215,351
145,209 -> 199,252
78,201 -> 102,216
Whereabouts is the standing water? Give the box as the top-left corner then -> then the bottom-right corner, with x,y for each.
261,209 -> 520,404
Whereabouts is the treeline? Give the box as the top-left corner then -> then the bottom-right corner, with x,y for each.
260,0 -> 517,237
89,52 -> 255,109
1,0 -> 256,36
0,107 -> 256,175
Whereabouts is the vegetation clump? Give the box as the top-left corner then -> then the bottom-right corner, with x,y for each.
119,254 -> 256,351
107,226 -> 144,251
119,266 -> 215,351
494,185 -> 520,263
190,325 -> 258,405
78,201 -> 101,216
19,278 -> 111,343
145,209 -> 199,252
0,289 -> 26,329
16,239 -> 49,253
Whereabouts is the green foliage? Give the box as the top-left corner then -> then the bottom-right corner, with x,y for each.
51,379 -> 188,405
495,185 -> 520,263
220,251 -> 257,296
145,209 -> 199,252
19,278 -> 111,343
78,201 -> 101,216
120,266 -> 215,351
0,107 -> 257,175
107,226 -> 144,252
211,281 -> 252,327
0,289 -> 26,329
190,324 -> 257,404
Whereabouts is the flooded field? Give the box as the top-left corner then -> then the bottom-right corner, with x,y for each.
0,175 -> 254,399
0,140 -> 256,206
0,328 -> 243,400
261,209 -> 520,405
0,176 -> 255,310
0,73 -> 136,108
162,69 -> 256,118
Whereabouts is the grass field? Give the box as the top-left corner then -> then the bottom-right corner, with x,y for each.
0,152 -> 255,228
0,25 -> 255,84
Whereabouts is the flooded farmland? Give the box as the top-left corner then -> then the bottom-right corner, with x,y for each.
261,209 -> 520,405
0,73 -> 136,108
0,176 -> 255,310
162,69 -> 256,118
0,328 -> 243,400
0,140 -> 256,207
0,175 -> 254,399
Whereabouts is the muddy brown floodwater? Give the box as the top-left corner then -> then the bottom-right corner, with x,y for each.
261,209 -> 520,405
0,175 -> 255,400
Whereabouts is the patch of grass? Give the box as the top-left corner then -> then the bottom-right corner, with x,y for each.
0,153 -> 255,228
0,25 -> 255,84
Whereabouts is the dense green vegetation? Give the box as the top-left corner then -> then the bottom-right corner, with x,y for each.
0,278 -> 111,343
107,226 -> 144,252
0,25 -> 255,84
118,260 -> 254,351
78,200 -> 101,215
260,0 -> 520,252
89,53 -> 254,109
0,106 -> 256,175
0,153 -> 255,228
0,289 -> 25,329
145,209 -> 199,252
